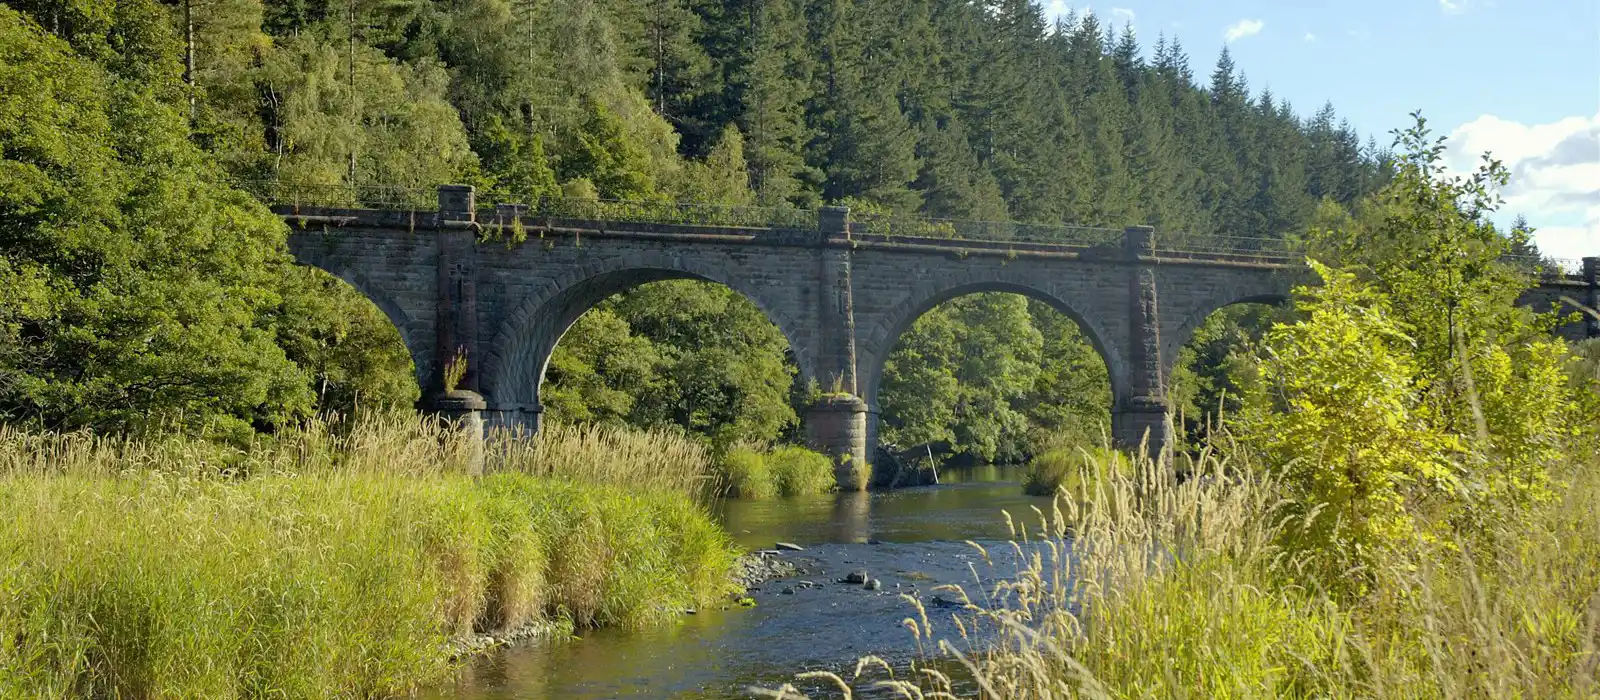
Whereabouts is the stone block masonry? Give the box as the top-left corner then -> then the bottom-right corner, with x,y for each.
281,186 -> 1599,488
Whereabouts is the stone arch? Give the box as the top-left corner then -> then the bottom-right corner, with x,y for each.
856,277 -> 1126,418
309,263 -> 430,388
480,251 -> 817,412
1159,292 -> 1291,380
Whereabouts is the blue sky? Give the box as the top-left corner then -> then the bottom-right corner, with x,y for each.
1039,0 -> 1600,261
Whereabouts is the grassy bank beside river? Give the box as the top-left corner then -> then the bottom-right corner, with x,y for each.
0,417 -> 739,698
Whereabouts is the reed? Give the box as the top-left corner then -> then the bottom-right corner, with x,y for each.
0,416 -> 738,698
718,444 -> 836,498
762,444 -> 1600,699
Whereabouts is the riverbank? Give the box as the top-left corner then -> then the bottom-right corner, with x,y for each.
764,449 -> 1600,698
0,419 -> 740,698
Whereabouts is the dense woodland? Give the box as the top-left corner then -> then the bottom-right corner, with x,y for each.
4,0 -> 1414,459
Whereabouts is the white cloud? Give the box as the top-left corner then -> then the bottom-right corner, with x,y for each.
1439,0 -> 1464,14
1303,31 -> 1316,41
1043,0 -> 1072,22
1443,112 -> 1600,260
1110,7 -> 1135,24
1223,18 -> 1264,43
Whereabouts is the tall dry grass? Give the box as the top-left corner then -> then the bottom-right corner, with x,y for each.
760,442 -> 1600,699
0,413 -> 718,495
0,414 -> 738,698
492,421 -> 718,498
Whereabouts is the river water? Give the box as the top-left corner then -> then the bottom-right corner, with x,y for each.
428,465 -> 1056,699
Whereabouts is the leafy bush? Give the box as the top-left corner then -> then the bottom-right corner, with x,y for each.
1237,263 -> 1462,591
719,444 -> 776,498
766,445 -> 836,496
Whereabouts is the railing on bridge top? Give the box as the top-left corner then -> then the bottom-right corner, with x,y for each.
1501,255 -> 1588,281
236,179 -> 1591,275
477,191 -> 819,231
846,212 -> 1126,248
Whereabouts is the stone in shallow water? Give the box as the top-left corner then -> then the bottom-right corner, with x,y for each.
864,579 -> 882,591
775,542 -> 805,551
843,569 -> 868,584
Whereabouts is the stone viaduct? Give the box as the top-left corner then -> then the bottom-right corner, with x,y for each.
279,185 -> 1600,487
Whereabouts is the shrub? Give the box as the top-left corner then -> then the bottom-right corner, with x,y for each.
718,444 -> 776,498
767,445 -> 836,496
716,444 -> 837,498
1238,263 -> 1463,592
1021,444 -> 1131,497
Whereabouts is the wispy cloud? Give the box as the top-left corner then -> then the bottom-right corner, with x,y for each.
1223,18 -> 1264,42
1439,0 -> 1465,14
1304,31 -> 1316,42
1110,7 -> 1135,24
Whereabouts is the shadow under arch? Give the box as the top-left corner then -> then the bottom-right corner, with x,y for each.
306,263 -> 429,389
480,256 -> 817,417
857,280 -> 1127,413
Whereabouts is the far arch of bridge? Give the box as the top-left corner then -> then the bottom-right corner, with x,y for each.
1159,292 -> 1292,374
1153,264 -> 1305,379
855,275 -> 1130,413
479,250 -> 820,409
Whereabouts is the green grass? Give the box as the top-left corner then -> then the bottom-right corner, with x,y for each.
0,418 -> 738,698
1020,444 -> 1132,496
718,444 -> 836,498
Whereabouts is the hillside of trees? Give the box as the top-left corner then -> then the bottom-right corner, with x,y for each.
3,0 -> 1401,459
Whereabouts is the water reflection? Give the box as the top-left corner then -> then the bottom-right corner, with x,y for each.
429,465 -> 1055,700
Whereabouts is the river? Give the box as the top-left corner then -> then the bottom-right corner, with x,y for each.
427,465 -> 1056,699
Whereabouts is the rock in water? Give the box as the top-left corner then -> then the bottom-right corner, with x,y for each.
843,569 -> 868,584
775,542 -> 805,552
865,578 -> 882,591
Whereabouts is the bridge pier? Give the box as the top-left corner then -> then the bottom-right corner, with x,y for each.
1586,257 -> 1599,338
484,403 -> 542,437
806,395 -> 872,492
1112,401 -> 1171,461
1115,225 -> 1173,463
426,389 -> 487,476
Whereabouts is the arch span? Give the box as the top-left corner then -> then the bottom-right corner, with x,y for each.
479,252 -> 819,417
857,279 -> 1127,413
